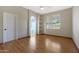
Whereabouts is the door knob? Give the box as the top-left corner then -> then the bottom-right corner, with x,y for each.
4,28 -> 7,30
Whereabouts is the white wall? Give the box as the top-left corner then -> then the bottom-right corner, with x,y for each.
0,11 -> 3,43
18,10 -> 28,38
73,7 -> 79,48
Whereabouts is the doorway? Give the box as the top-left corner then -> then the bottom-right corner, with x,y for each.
29,16 -> 37,36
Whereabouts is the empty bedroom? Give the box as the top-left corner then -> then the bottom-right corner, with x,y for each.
0,6 -> 79,53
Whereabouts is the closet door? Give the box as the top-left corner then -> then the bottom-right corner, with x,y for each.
3,12 -> 16,43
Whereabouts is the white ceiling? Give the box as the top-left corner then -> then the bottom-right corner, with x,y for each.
23,6 -> 72,14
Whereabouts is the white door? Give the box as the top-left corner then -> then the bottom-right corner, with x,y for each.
3,12 -> 16,43
29,16 -> 36,36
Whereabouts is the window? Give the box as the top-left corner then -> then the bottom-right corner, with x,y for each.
46,14 -> 61,29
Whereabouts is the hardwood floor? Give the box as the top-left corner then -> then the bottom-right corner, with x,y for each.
0,35 -> 78,53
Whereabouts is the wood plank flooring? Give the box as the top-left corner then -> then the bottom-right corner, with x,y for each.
0,35 -> 78,53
